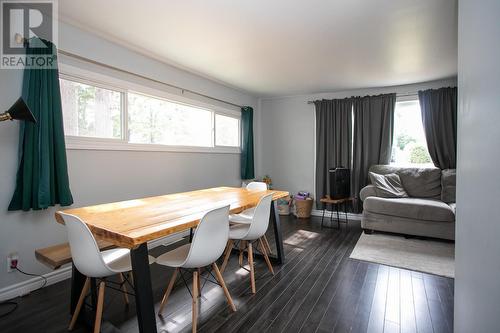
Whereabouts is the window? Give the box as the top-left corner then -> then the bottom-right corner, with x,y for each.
59,73 -> 240,153
60,78 -> 122,139
391,99 -> 433,166
128,92 -> 213,147
215,114 -> 240,147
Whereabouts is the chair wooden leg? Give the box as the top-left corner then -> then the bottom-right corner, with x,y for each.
192,270 -> 199,333
158,268 -> 178,315
247,242 -> 256,294
262,235 -> 272,255
118,273 -> 129,305
259,238 -> 275,275
220,240 -> 234,274
238,241 -> 246,267
68,277 -> 90,331
197,268 -> 202,297
212,263 -> 236,312
93,281 -> 106,333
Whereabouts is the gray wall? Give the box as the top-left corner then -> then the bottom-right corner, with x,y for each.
454,1 -> 500,332
0,22 -> 256,291
257,78 -> 457,196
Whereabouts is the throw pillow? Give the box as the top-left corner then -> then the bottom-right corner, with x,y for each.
369,172 -> 409,198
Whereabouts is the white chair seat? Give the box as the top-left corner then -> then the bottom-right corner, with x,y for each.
156,243 -> 191,267
229,223 -> 252,240
102,248 -> 155,272
229,212 -> 253,224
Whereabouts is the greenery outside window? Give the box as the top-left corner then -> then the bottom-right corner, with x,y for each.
59,72 -> 241,153
391,99 -> 433,167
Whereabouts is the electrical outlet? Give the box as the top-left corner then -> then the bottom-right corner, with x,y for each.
7,252 -> 18,273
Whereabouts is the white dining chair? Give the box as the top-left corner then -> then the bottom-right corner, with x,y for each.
229,181 -> 273,255
155,205 -> 236,332
60,212 -> 155,333
221,193 -> 275,294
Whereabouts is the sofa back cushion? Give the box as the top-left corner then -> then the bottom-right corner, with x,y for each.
369,165 -> 442,198
441,169 -> 456,203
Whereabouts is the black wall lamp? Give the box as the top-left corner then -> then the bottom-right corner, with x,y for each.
0,98 -> 36,123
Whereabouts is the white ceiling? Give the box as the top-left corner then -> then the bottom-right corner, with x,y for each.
59,0 -> 458,97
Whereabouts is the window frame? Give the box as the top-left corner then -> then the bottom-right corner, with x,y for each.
59,63 -> 241,154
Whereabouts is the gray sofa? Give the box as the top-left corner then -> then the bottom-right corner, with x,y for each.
360,165 -> 456,240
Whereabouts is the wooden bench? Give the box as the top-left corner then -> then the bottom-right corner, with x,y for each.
35,240 -> 114,270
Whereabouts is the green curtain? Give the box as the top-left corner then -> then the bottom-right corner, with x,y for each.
240,106 -> 255,180
8,39 -> 73,211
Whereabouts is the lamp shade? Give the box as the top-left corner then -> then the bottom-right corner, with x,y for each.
7,98 -> 36,123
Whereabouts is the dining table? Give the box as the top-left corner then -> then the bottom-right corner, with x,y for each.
55,186 -> 289,333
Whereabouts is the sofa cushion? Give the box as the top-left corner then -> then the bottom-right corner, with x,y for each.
369,165 -> 442,198
363,197 -> 455,222
369,172 -> 409,198
441,169 -> 456,203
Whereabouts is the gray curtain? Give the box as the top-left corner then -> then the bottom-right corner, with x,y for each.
418,87 -> 457,169
314,99 -> 352,209
352,93 -> 396,212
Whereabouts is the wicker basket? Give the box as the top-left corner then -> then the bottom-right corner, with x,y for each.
294,198 -> 313,218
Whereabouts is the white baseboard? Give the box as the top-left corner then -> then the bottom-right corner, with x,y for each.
0,230 -> 189,302
0,265 -> 72,302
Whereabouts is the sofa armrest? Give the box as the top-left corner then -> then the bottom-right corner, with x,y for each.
360,185 -> 377,201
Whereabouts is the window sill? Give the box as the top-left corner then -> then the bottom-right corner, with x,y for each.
65,137 -> 241,154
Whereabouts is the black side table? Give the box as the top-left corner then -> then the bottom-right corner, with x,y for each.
319,196 -> 354,229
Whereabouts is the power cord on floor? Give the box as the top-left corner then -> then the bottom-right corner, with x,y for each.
15,266 -> 48,289
0,301 -> 18,318
0,266 -> 48,318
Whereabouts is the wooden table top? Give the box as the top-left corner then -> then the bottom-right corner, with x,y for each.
55,187 -> 289,249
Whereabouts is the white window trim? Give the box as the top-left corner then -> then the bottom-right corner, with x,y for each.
59,63 -> 241,154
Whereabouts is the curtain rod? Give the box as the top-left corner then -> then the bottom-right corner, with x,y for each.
57,49 -> 244,109
13,34 -> 244,109
306,92 -> 419,104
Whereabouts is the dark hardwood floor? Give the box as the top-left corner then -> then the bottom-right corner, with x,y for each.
0,215 -> 454,333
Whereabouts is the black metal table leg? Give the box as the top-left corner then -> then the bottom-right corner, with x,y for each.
189,228 -> 194,242
271,200 -> 285,265
130,243 -> 157,333
90,278 -> 97,310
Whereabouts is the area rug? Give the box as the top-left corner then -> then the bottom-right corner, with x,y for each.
350,233 -> 455,278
